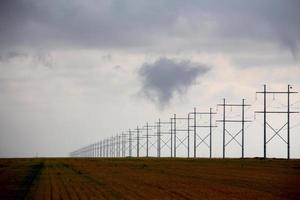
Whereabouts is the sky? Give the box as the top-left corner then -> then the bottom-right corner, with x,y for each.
0,0 -> 300,158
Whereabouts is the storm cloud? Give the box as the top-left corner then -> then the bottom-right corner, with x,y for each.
1,0 -> 300,57
138,58 -> 209,107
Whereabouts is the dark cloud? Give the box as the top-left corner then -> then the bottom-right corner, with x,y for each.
0,50 -> 54,68
138,58 -> 209,107
0,0 -> 300,58
0,51 -> 28,62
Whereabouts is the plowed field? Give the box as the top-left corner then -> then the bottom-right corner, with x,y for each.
0,158 -> 299,199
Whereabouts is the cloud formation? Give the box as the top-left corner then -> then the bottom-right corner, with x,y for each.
138,58 -> 209,107
0,0 -> 299,57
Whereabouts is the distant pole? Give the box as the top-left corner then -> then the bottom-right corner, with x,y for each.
102,140 -> 104,157
209,108 -> 212,158
93,143 -> 95,157
170,118 -> 173,157
96,142 -> 98,157
90,144 -> 92,157
194,107 -> 196,158
97,142 -> 99,157
113,136 -> 115,157
120,134 -> 122,157
117,135 -> 119,157
121,133 -> 123,157
174,114 -> 177,158
106,138 -> 108,157
287,84 -> 290,160
100,141 -> 102,157
101,142 -> 103,158
263,84 -> 266,159
188,113 -> 190,158
114,135 -> 116,157
109,137 -> 111,157
114,136 -> 116,157
242,99 -> 245,158
223,98 -> 226,159
110,138 -> 112,157
108,138 -> 110,157
103,139 -> 105,157
137,126 -> 139,157
146,122 -> 149,157
118,135 -> 119,157
122,132 -> 125,157
104,139 -> 106,157
158,119 -> 161,158
112,136 -> 114,157
129,129 -> 132,157
118,135 -> 120,157
99,141 -> 101,157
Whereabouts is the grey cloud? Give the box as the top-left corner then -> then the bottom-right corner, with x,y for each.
138,58 -> 209,108
34,52 -> 54,68
0,0 -> 300,57
0,50 -> 54,68
0,51 -> 28,62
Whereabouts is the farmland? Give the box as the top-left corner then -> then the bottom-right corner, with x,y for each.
0,158 -> 299,200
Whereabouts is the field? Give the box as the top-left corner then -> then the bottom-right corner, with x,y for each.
0,158 -> 299,200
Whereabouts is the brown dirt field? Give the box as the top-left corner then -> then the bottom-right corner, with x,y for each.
0,158 -> 299,200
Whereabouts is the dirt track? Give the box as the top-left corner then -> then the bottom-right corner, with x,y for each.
0,158 -> 299,200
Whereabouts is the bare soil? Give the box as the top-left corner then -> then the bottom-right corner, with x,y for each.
0,158 -> 299,200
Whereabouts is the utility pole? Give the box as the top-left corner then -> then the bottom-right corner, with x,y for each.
191,108 -> 217,158
242,100 -> 245,158
217,99 -> 251,159
264,84 -> 266,158
194,108 -> 196,158
146,123 -> 149,157
122,132 -> 125,157
118,134 -> 120,157
170,118 -> 173,157
288,85 -> 290,159
174,114 -> 177,158
143,124 -> 156,157
223,99 -> 225,159
137,126 -> 140,157
255,84 -> 298,159
173,115 -> 190,158
188,113 -> 190,158
157,119 -> 161,157
210,108 -> 213,158
129,129 -> 132,157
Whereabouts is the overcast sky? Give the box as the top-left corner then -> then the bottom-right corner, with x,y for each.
0,0 -> 300,158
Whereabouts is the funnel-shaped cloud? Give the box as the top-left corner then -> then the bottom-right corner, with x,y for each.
138,58 -> 209,107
